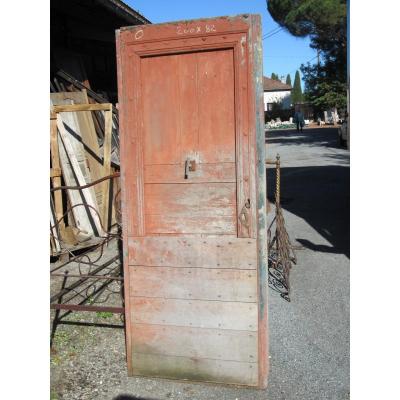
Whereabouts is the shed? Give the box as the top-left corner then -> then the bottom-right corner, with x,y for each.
51,0 -> 151,102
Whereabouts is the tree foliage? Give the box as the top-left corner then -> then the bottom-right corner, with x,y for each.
271,72 -> 280,81
285,74 -> 292,86
292,70 -> 303,103
267,0 -> 347,110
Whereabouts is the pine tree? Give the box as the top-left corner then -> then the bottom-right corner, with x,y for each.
292,70 -> 303,104
286,74 -> 292,86
267,0 -> 347,110
271,73 -> 280,81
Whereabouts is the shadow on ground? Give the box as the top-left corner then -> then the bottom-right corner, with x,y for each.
113,395 -> 155,400
267,165 -> 349,258
267,128 -> 342,149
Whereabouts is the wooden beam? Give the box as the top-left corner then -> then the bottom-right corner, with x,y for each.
101,106 -> 113,229
56,114 -> 105,237
50,116 -> 64,233
52,103 -> 112,113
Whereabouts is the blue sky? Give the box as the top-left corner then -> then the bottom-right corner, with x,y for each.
125,0 -> 317,88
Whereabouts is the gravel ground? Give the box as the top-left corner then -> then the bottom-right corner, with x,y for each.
51,127 -> 349,400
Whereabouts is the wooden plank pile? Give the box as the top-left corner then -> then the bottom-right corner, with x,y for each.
50,72 -> 120,256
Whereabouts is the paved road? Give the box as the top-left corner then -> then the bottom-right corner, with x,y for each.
104,127 -> 350,400
264,127 -> 350,400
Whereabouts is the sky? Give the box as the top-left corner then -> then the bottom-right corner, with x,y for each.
125,0 -> 317,88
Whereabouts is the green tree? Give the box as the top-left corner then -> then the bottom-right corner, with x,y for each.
271,72 -> 279,80
285,74 -> 292,86
292,70 -> 303,103
267,0 -> 347,110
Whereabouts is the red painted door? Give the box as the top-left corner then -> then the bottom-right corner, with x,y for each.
117,15 -> 268,387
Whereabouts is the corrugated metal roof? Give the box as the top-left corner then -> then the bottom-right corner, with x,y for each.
95,0 -> 151,24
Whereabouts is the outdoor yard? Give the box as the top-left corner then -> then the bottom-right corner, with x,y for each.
50,126 -> 350,400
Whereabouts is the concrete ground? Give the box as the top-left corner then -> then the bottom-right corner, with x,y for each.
51,127 -> 350,400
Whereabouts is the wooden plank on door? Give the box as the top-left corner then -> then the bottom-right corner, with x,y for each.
131,353 -> 258,386
144,182 -> 237,234
144,163 -> 236,184
128,236 -> 257,269
130,297 -> 257,331
131,324 -> 258,362
130,266 -> 257,302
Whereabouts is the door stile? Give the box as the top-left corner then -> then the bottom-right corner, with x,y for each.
248,15 -> 269,388
116,30 -> 134,375
233,38 -> 253,239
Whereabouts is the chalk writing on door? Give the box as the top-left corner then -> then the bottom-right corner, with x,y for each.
176,24 -> 217,35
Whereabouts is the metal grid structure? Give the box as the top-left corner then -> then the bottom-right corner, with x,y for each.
50,174 -> 124,344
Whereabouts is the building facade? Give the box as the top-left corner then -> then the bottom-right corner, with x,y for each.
263,77 -> 292,111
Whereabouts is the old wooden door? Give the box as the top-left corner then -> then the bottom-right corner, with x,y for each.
117,15 -> 268,388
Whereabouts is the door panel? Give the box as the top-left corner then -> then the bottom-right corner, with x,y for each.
128,236 -> 257,269
130,297 -> 258,331
178,52 -> 200,160
142,55 -> 181,165
131,324 -> 258,362
141,48 -> 237,235
197,49 -> 235,163
144,182 -> 236,234
131,353 -> 258,386
130,266 -> 257,302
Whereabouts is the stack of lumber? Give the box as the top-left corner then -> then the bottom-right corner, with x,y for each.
50,88 -> 120,256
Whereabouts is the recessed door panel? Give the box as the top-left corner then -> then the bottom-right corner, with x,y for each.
141,49 -> 237,235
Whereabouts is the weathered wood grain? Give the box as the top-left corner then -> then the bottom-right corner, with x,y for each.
144,183 -> 236,216
56,114 -> 104,237
130,266 -> 257,302
145,215 -> 236,235
101,105 -> 113,228
51,91 -> 104,211
130,297 -> 258,331
131,353 -> 258,386
52,103 -> 112,112
128,236 -> 257,269
196,49 -> 236,164
50,114 -> 64,235
141,55 -> 181,166
144,163 -> 236,184
144,183 -> 237,234
131,324 -> 258,362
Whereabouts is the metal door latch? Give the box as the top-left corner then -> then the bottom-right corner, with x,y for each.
239,199 -> 251,228
184,159 -> 196,179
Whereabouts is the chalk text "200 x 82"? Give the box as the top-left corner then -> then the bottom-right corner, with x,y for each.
176,24 -> 217,35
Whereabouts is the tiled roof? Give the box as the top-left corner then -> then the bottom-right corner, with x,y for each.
263,76 -> 292,91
